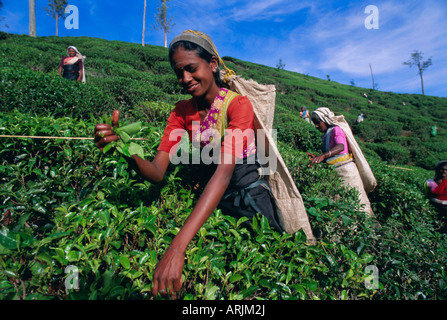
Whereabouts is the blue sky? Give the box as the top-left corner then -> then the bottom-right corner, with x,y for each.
2,0 -> 447,97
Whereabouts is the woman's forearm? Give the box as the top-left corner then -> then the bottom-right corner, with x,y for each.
309,143 -> 346,167
132,151 -> 171,183
324,143 -> 344,158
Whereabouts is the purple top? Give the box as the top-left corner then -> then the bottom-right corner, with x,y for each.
323,126 -> 349,154
426,179 -> 438,192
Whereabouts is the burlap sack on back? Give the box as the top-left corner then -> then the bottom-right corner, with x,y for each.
332,115 -> 377,194
227,75 -> 315,243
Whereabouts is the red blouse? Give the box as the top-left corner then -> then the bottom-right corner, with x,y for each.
158,95 -> 255,158
59,56 -> 83,69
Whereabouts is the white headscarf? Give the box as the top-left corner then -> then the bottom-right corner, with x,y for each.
67,46 -> 86,83
311,107 -> 337,126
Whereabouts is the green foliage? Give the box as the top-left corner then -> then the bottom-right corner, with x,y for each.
274,111 -> 320,152
1,34 -> 447,301
103,121 -> 146,159
130,100 -> 175,124
0,34 -> 183,121
354,121 -> 403,143
368,142 -> 411,165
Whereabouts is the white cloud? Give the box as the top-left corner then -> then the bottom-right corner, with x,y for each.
224,0 -> 447,96
229,0 -> 314,22
315,1 -> 447,77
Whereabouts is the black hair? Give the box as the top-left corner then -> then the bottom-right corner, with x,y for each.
310,112 -> 320,123
434,160 -> 447,179
169,40 -> 225,88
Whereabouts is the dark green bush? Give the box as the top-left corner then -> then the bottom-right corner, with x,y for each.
274,112 -> 320,152
368,142 -> 411,165
356,121 -> 403,143
0,66 -> 115,119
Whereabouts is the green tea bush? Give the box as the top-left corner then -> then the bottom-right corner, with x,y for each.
355,121 -> 403,143
274,112 -> 320,152
0,34 -> 179,121
130,101 -> 175,124
0,66 -> 115,119
366,162 -> 447,299
1,109 -> 447,301
368,142 -> 411,165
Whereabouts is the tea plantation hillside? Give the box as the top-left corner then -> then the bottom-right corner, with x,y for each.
222,58 -> 447,170
1,32 -> 447,300
1,32 -> 446,169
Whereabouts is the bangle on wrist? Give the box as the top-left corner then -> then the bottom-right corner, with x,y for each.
328,151 -> 332,157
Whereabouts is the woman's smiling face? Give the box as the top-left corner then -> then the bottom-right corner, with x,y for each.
68,48 -> 76,57
438,164 -> 447,181
171,46 -> 219,102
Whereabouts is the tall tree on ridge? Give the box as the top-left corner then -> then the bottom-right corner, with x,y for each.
28,0 -> 37,37
403,50 -> 433,95
142,0 -> 147,46
44,0 -> 68,36
154,0 -> 174,48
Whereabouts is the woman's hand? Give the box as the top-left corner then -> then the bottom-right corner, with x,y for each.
307,144 -> 344,168
94,110 -> 120,151
306,152 -> 316,159
150,153 -> 236,298
308,154 -> 327,167
151,246 -> 185,297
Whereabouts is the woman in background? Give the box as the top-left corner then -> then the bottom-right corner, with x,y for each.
301,106 -> 310,122
59,46 -> 85,82
308,107 -> 375,216
425,160 -> 447,216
